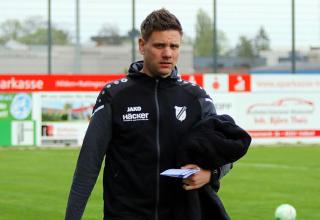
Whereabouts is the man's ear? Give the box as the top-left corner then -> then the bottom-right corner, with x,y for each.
138,38 -> 145,55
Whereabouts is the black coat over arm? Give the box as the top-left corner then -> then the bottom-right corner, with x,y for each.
174,114 -> 251,220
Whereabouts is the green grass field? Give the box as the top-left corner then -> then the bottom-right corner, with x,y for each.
0,145 -> 319,220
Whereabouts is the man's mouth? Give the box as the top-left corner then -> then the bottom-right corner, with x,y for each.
159,62 -> 172,67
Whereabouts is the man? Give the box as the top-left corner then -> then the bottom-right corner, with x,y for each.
65,8 -> 232,220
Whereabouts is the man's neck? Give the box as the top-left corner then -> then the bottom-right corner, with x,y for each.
141,68 -> 171,78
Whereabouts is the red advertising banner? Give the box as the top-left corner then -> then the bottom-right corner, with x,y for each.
228,74 -> 251,92
0,74 -> 204,92
248,130 -> 320,138
0,75 -> 125,92
181,74 -> 203,87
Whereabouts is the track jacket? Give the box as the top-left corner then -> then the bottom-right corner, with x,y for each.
65,61 -> 232,220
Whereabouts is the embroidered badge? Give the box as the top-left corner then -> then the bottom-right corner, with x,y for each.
174,106 -> 187,122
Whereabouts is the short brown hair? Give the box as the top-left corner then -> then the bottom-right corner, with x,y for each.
140,8 -> 183,41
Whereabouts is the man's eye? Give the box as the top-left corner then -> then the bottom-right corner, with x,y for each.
171,45 -> 179,49
154,44 -> 164,48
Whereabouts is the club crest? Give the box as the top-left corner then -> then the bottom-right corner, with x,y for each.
174,106 -> 187,121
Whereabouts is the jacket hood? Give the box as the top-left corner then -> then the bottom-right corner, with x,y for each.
128,60 -> 179,79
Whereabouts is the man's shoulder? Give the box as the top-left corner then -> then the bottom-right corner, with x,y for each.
177,79 -> 208,98
92,76 -> 135,114
94,77 -> 133,107
102,76 -> 134,96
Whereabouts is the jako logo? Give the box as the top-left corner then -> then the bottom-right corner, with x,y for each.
127,106 -> 141,112
123,106 -> 149,122
174,106 -> 187,122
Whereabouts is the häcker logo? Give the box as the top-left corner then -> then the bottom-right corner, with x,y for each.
174,106 -> 187,122
123,106 -> 149,122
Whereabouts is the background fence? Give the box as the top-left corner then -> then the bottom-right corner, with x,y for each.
0,0 -> 319,74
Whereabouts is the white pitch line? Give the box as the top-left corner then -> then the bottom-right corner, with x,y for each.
237,162 -> 312,171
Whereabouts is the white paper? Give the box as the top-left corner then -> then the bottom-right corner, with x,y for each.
160,168 -> 200,179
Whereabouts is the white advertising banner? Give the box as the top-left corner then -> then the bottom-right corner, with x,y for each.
11,121 -> 34,146
39,92 -> 98,146
203,74 -> 229,93
204,74 -> 320,144
251,74 -> 320,92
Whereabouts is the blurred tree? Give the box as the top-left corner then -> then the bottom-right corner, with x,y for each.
23,16 -> 46,34
194,9 -> 229,56
128,28 -> 140,38
97,23 -> 122,45
0,19 -> 24,42
19,28 -> 70,45
64,103 -> 72,111
0,17 -> 70,45
254,26 -> 270,53
235,36 -> 255,59
98,23 -> 119,37
63,103 -> 73,121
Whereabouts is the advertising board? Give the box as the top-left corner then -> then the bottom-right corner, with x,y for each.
1,73 -> 319,146
0,93 -> 35,146
205,74 -> 320,144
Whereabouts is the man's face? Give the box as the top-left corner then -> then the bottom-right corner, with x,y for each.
139,30 -> 182,77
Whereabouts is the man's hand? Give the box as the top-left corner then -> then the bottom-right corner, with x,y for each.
181,164 -> 211,190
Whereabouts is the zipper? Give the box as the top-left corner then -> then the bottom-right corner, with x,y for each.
154,79 -> 160,220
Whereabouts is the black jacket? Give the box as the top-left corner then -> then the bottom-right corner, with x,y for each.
174,114 -> 251,220
65,61 -> 232,220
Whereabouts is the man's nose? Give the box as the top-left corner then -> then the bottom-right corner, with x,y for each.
162,47 -> 173,58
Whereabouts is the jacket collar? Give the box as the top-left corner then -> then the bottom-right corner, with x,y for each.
128,60 -> 179,80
